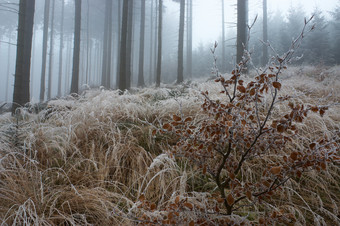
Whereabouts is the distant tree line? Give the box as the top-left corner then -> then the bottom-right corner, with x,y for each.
1,0 -> 340,114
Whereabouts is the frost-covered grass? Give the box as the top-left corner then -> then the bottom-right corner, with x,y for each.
0,66 -> 339,225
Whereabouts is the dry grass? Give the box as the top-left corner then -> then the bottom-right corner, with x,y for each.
0,66 -> 339,225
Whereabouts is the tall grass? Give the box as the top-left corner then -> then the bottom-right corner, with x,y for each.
0,66 -> 339,225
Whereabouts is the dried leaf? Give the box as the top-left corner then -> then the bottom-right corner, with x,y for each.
183,202 -> 193,210
270,166 -> 282,175
184,117 -> 193,122
139,194 -> 145,202
229,172 -> 235,180
277,124 -> 285,133
189,221 -> 195,226
217,197 -> 224,203
237,85 -> 246,93
309,143 -> 316,149
175,196 -> 180,204
150,203 -> 156,210
173,115 -> 182,121
163,123 -> 172,131
290,152 -> 298,161
273,81 -> 282,90
320,162 -> 327,170
227,194 -> 234,206
246,191 -> 252,200
249,88 -> 256,96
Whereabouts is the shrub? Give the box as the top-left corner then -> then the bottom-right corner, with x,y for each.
142,16 -> 340,224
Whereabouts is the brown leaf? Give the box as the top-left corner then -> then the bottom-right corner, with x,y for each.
277,124 -> 285,133
249,88 -> 256,96
152,130 -> 157,136
163,123 -> 172,131
229,172 -> 235,180
183,202 -> 193,210
237,85 -> 246,93
246,191 -> 252,200
226,194 -> 234,206
189,221 -> 195,226
311,106 -> 319,112
320,162 -> 326,170
273,81 -> 282,90
150,203 -> 156,210
139,194 -> 145,202
184,117 -> 193,122
309,143 -> 316,149
217,197 -> 224,203
270,166 -> 282,175
175,196 -> 180,204
290,152 -> 298,161
173,115 -> 182,121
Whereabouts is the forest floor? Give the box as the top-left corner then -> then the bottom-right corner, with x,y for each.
0,65 -> 339,225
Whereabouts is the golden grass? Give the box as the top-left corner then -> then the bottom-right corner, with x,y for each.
0,66 -> 339,225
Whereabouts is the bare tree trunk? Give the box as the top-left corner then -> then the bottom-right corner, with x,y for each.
148,0 -> 154,85
177,0 -> 185,84
221,0 -> 226,71
86,0 -> 90,85
262,0 -> 268,66
137,0 -> 146,87
101,0 -> 112,88
39,0 -> 50,102
12,0 -> 35,114
156,0 -> 162,87
57,0 -> 65,97
236,0 -> 248,64
70,0 -> 81,94
126,0 -> 133,89
186,0 -> 192,79
118,0 -> 129,91
5,36 -> 12,102
154,0 -> 158,84
47,0 -> 55,100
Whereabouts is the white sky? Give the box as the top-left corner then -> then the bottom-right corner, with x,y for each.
178,0 -> 339,48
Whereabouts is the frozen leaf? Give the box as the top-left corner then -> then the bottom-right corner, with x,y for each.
173,115 -> 182,121
290,152 -> 298,161
237,85 -> 246,93
227,194 -> 234,206
273,82 -> 282,90
270,166 -> 282,175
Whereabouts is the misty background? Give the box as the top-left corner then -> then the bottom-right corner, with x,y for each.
0,0 -> 339,103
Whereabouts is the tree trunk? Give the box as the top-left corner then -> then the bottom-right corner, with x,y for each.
118,0 -> 129,91
70,0 -> 81,94
39,0 -> 50,102
221,0 -> 226,71
126,0 -> 133,89
236,0 -> 248,64
5,36 -> 12,102
86,0 -> 90,85
12,0 -> 35,114
137,0 -> 146,87
156,0 -> 162,87
47,0 -> 55,100
186,0 -> 192,79
57,0 -> 65,97
101,0 -> 112,88
177,0 -> 185,84
262,0 -> 268,66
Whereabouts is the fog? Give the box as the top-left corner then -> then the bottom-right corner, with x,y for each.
0,0 -> 339,105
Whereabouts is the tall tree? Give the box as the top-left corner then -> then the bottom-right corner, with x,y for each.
101,0 -> 113,88
262,0 -> 268,66
149,0 -> 154,84
236,0 -> 248,64
156,0 -> 163,87
186,0 -> 192,79
221,0 -> 226,71
137,0 -> 146,87
39,0 -> 50,101
118,0 -> 129,91
126,0 -> 133,89
47,0 -> 55,100
57,0 -> 65,97
177,0 -> 185,84
70,0 -> 82,94
12,0 -> 35,114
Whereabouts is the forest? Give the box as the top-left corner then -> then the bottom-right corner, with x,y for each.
0,0 -> 339,225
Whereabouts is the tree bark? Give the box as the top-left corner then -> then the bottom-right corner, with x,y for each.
118,0 -> 129,91
126,0 -> 133,89
39,0 -> 50,102
57,0 -> 65,97
47,0 -> 55,100
101,0 -> 112,88
262,0 -> 268,66
70,0 -> 81,94
186,0 -> 192,79
137,0 -> 146,87
236,0 -> 248,64
177,0 -> 185,84
12,0 -> 35,114
156,0 -> 162,87
221,0 -> 226,71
